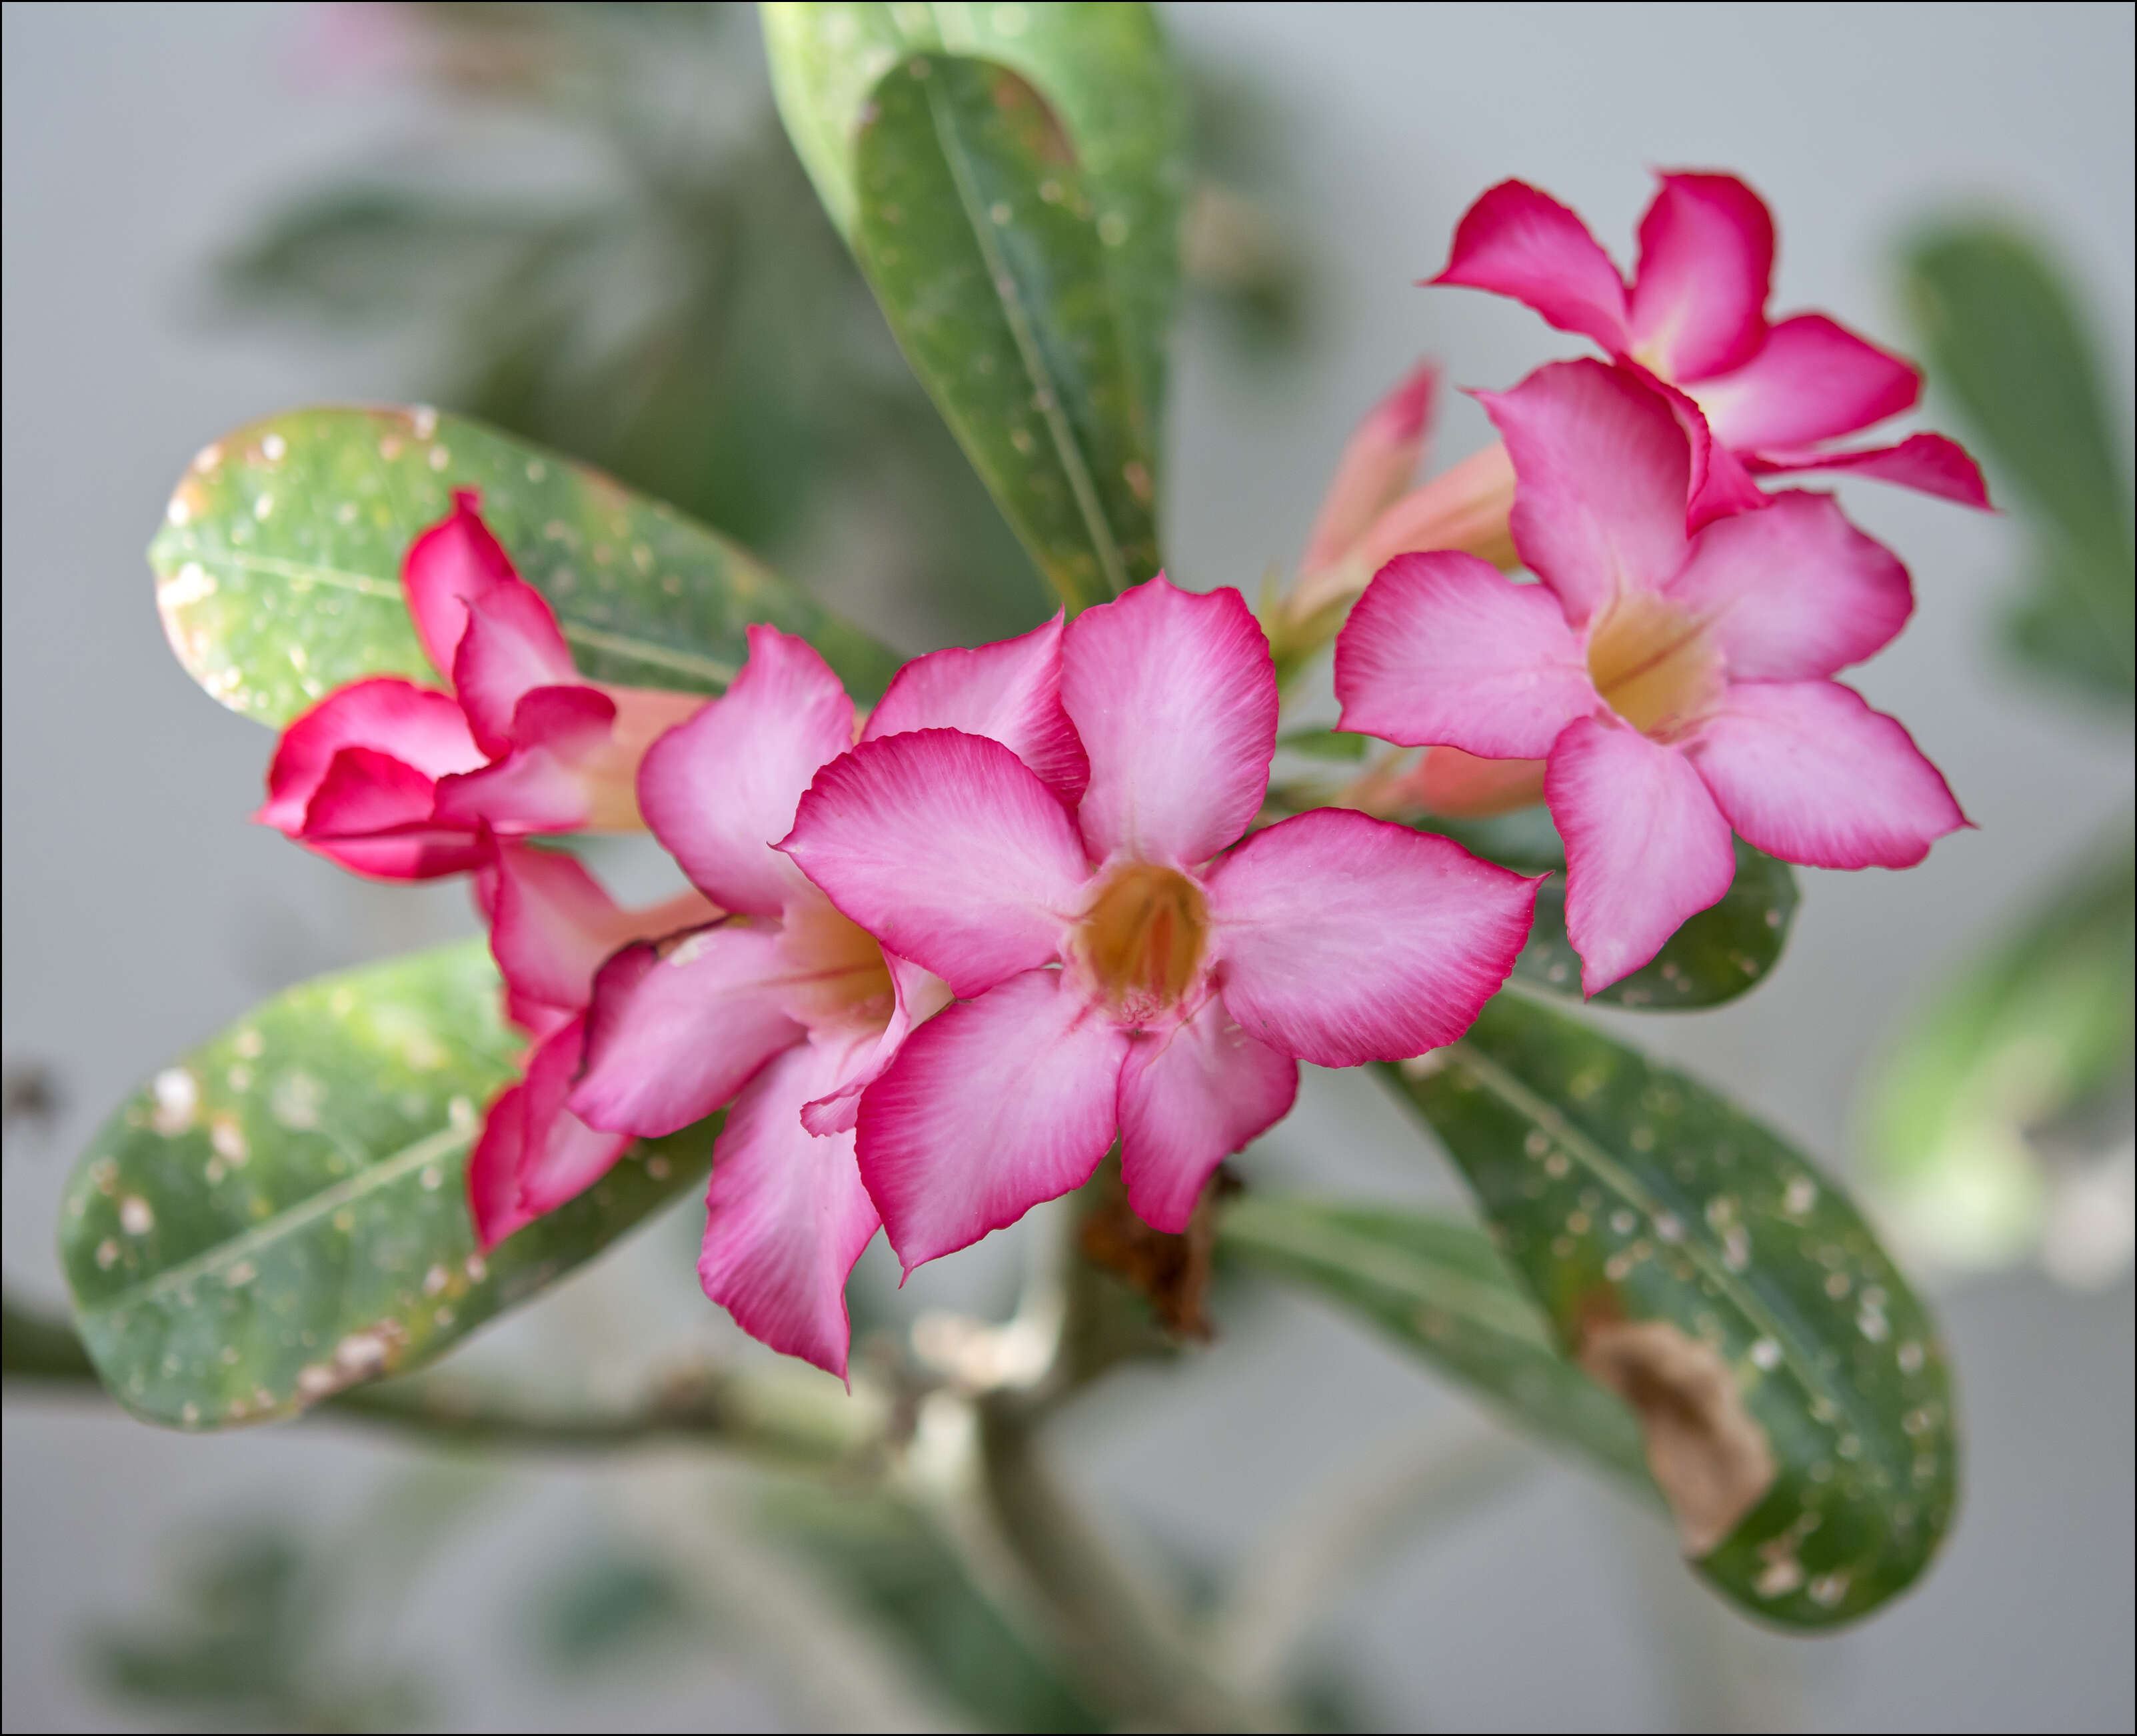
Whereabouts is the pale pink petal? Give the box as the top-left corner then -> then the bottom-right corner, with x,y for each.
699,1041 -> 883,1379
258,678 -> 483,835
862,614 -> 1088,805
1668,491 -> 1912,678
1686,681 -> 1968,869
1742,433 -> 1992,509
451,580 -> 581,757
467,1081 -> 535,1251
1117,993 -> 1297,1233
1693,314 -> 1919,449
1334,551 -> 1593,757
1627,172 -> 1774,382
857,969 -> 1129,1272
1301,361 -> 1439,575
783,730 -> 1089,998
1060,577 -> 1277,867
569,922 -> 804,1136
402,490 -> 519,680
1352,440 -> 1520,576
801,954 -> 951,1137
1430,179 -> 1630,353
1545,717 -> 1737,994
1204,809 -> 1539,1065
638,625 -> 855,915
515,1016 -> 632,1215
1479,361 -> 1692,629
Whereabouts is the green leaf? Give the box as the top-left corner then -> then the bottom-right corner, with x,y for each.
1515,840 -> 1800,1011
844,53 -> 1160,609
1903,225 -> 2134,701
1218,1196 -> 1653,1493
1275,726 -> 1368,763
151,405 -> 903,727
1380,995 -> 1958,1629
761,1 -> 1185,431
59,942 -> 714,1431
1860,821 -> 2134,1269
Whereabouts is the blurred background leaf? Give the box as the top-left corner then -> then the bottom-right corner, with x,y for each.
217,1 -> 1311,650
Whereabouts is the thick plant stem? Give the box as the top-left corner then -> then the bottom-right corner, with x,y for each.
975,1393 -> 1273,1732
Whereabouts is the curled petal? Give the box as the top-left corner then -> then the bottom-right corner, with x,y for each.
1694,314 -> 1920,450
1628,172 -> 1775,382
515,1015 -> 633,1215
1062,577 -> 1278,867
299,747 -> 488,879
863,613 -> 1088,805
1335,551 -> 1594,758
857,969 -> 1128,1273
1628,365 -> 1773,531
433,687 -> 636,835
1669,491 -> 1913,679
1302,361 -> 1440,575
402,489 -> 520,680
1546,717 -> 1736,995
1686,681 -> 1968,869
1742,433 -> 1992,510
1205,808 -> 1539,1066
639,625 -> 854,915
801,953 -> 951,1137
1480,361 -> 1692,628
485,841 -> 713,1017
259,677 -> 483,837
451,580 -> 581,758
569,922 -> 803,1137
1118,994 -> 1296,1234
699,1041 -> 883,1380
784,730 -> 1090,999
467,1081 -> 535,1251
1431,179 -> 1630,353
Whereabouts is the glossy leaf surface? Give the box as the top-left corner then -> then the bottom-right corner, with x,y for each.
1516,839 -> 1799,1011
847,55 -> 1160,609
151,405 -> 902,727
1382,994 -> 1957,1628
761,1 -> 1184,429
1218,1195 -> 1652,1492
1904,226 -> 2134,705
60,942 -> 714,1431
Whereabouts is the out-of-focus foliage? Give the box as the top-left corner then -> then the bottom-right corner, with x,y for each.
1904,225 -> 2134,709
218,1 -> 1307,646
1866,226 -> 2137,1286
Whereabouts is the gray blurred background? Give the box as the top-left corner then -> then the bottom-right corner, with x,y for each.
4,3 -> 2132,1730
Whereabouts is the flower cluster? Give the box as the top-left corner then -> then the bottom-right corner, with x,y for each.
256,169 -> 1974,1377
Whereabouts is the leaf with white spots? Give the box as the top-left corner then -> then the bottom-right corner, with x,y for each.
1514,840 -> 1800,1010
1218,1196 -> 1655,1492
834,51 -> 1163,609
59,942 -> 715,1431
151,405 -> 902,727
1380,993 -> 1958,1628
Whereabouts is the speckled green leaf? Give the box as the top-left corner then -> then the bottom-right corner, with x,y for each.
1514,841 -> 1800,1011
761,1 -> 1184,434
59,942 -> 714,1431
847,54 -> 1160,609
1219,1197 -> 1653,1492
151,405 -> 901,727
1380,995 -> 1957,1629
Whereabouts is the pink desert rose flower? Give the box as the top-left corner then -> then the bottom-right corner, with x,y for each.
1335,360 -> 1969,995
783,577 -> 1542,1276
564,618 -> 1090,1376
467,841 -> 715,1249
1433,172 -> 1990,526
257,491 -> 703,878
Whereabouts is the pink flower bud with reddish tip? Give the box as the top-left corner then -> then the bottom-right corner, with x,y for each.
1299,360 -> 1440,579
256,491 -> 705,879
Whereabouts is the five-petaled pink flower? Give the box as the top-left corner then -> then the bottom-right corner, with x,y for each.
257,492 -> 701,878
564,618 -> 1100,1377
1335,360 -> 1969,994
1434,172 -> 1990,526
467,841 -> 713,1249
783,577 -> 1541,1275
